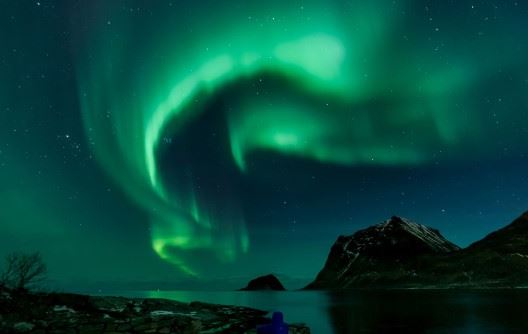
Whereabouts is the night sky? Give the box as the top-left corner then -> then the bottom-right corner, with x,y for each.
1,0 -> 528,290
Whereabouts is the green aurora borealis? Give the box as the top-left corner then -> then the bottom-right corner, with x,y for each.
1,0 -> 528,285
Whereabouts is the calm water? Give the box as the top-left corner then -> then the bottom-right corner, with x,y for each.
100,289 -> 528,333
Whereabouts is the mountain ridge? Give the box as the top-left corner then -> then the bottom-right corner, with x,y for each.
306,212 -> 528,289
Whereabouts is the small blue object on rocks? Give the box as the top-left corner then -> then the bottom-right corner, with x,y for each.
257,312 -> 289,334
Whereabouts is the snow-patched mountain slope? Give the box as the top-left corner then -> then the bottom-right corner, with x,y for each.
350,216 -> 461,255
306,212 -> 528,289
333,216 -> 459,260
305,216 -> 460,289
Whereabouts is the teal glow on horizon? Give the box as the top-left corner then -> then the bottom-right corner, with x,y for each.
73,0 -> 528,276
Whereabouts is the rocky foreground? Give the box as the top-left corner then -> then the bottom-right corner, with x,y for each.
0,288 -> 309,333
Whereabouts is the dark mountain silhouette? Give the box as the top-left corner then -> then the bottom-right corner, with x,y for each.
240,274 -> 286,291
306,212 -> 528,289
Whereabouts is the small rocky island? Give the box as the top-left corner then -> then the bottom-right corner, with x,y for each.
306,211 -> 528,289
0,287 -> 309,333
240,274 -> 286,291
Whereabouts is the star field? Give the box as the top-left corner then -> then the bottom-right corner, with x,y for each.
0,0 -> 527,287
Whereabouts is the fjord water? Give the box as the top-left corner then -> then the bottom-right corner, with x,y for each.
107,289 -> 528,333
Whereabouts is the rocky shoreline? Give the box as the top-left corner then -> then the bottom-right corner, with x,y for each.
0,288 -> 310,333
